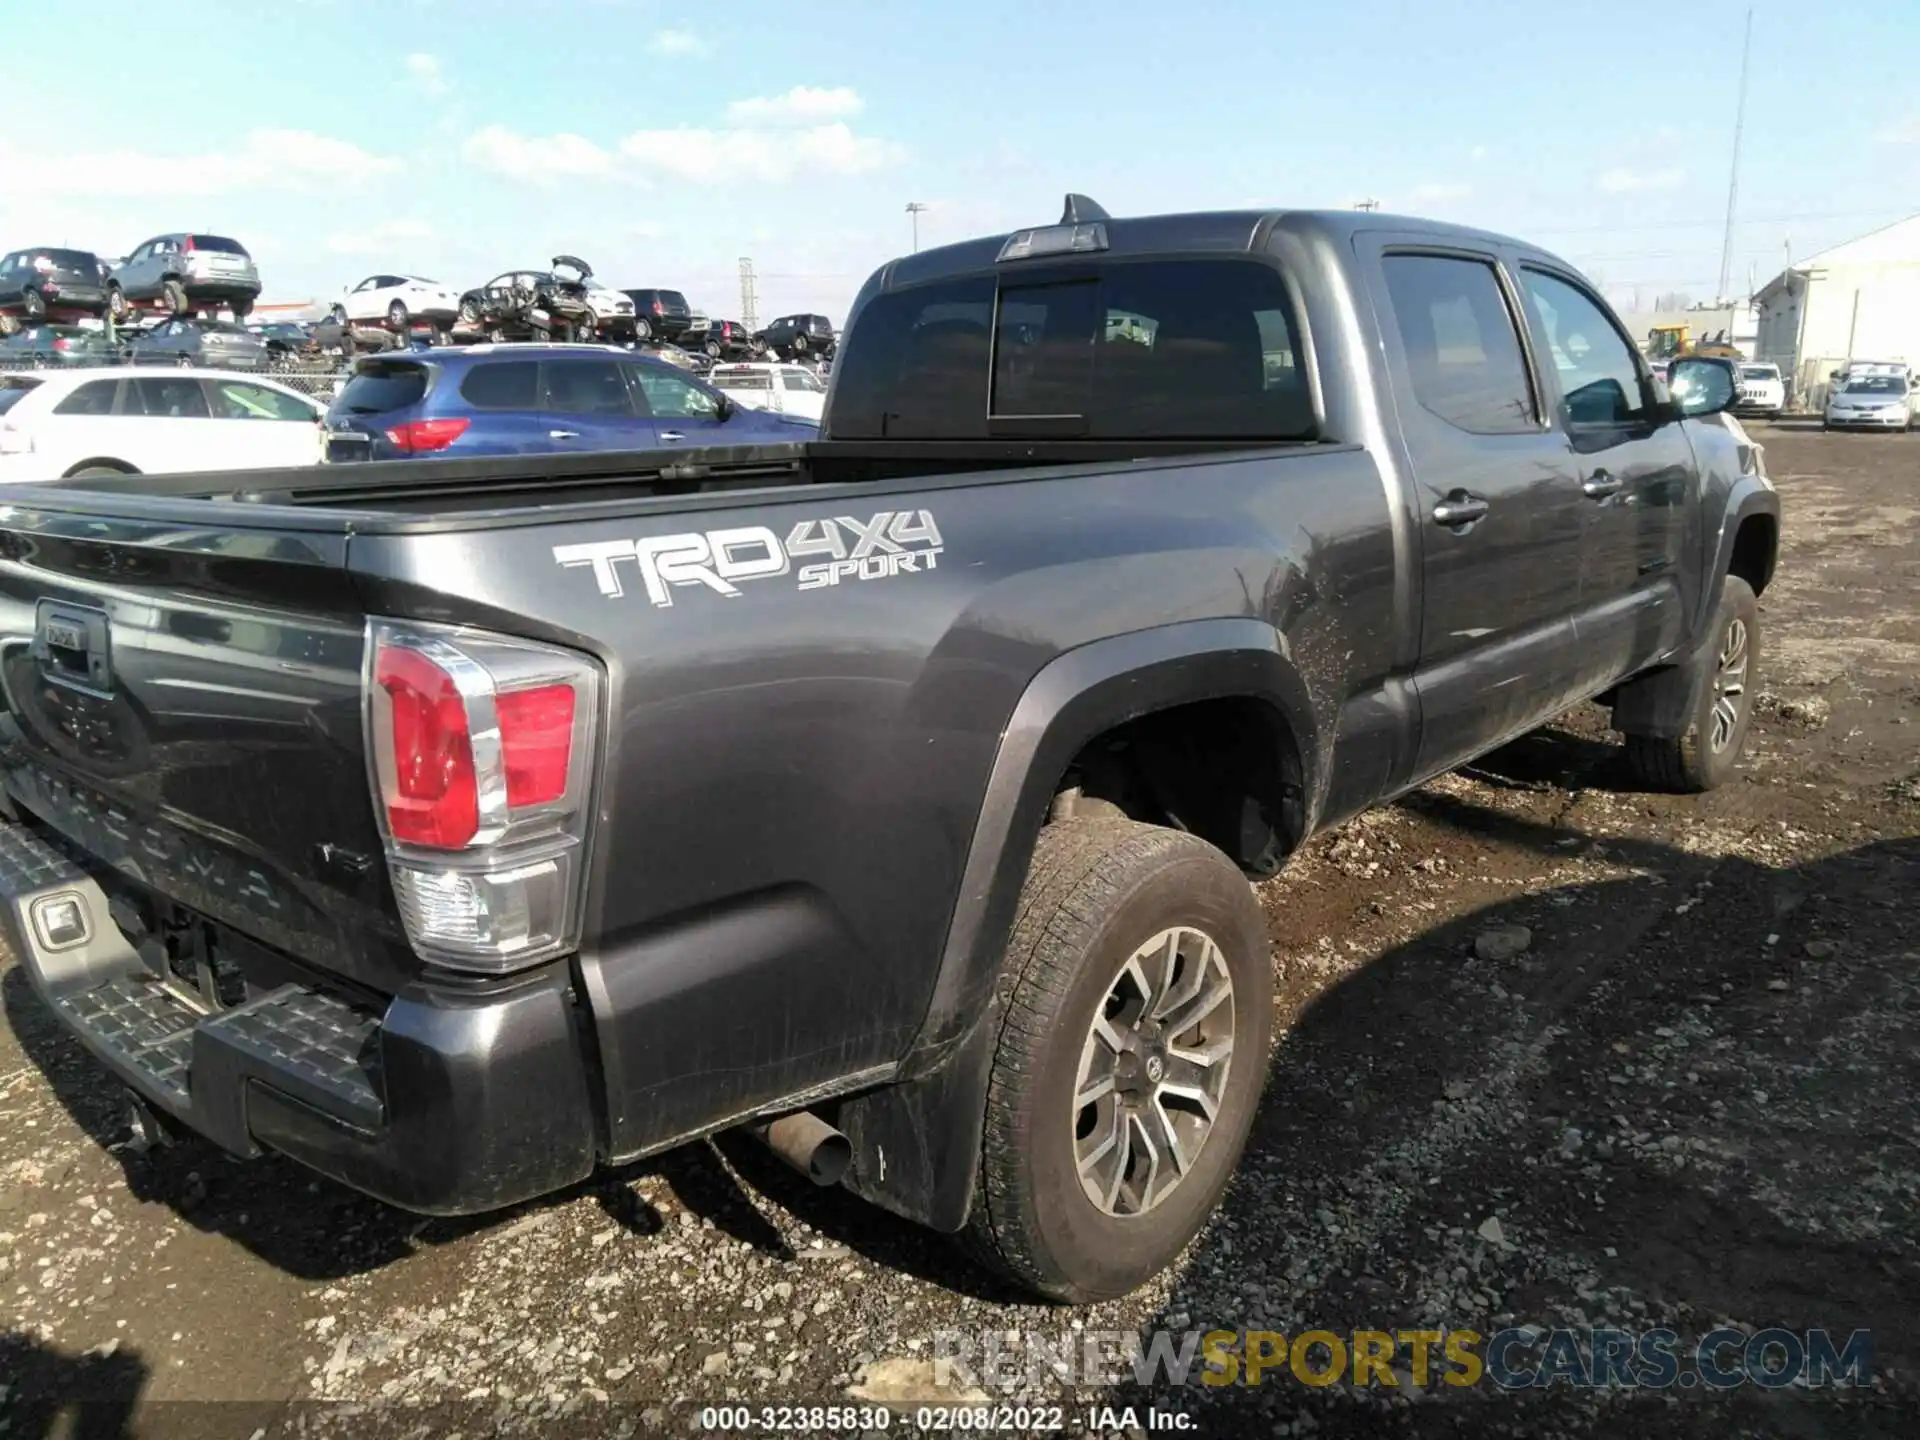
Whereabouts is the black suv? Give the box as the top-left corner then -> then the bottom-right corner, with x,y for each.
0,248 -> 111,330
621,288 -> 696,344
755,312 -> 835,360
702,319 -> 761,359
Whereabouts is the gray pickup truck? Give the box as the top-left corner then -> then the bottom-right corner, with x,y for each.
0,197 -> 1777,1303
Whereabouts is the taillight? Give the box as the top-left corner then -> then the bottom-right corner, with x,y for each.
385,417 -> 469,452
52,338 -> 72,352
366,621 -> 602,973
182,237 -> 196,253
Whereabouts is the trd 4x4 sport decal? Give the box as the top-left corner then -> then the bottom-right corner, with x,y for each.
553,510 -> 944,608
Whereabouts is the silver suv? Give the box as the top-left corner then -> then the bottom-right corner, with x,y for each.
109,234 -> 261,322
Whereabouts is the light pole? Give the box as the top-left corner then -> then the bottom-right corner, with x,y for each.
906,201 -> 928,253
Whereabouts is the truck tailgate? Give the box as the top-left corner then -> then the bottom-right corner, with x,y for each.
0,515 -> 415,995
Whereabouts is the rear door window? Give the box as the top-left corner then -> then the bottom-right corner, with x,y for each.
190,236 -> 248,255
51,380 -> 117,416
131,377 -> 212,418
334,363 -> 430,415
1380,254 -> 1538,434
545,358 -> 635,415
460,361 -> 540,409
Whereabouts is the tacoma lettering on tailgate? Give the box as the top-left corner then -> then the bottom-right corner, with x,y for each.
553,510 -> 945,608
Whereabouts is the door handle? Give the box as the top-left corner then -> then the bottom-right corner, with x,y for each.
1582,470 -> 1623,498
548,429 -> 579,440
1432,494 -> 1490,527
658,430 -> 684,441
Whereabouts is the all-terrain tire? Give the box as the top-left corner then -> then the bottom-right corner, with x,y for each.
963,818 -> 1273,1302
1624,575 -> 1760,793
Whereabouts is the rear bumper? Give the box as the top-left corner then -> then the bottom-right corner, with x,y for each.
0,816 -> 599,1215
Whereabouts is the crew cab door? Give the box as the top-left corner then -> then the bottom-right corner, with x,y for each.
1364,244 -> 1590,781
1510,266 -> 1697,690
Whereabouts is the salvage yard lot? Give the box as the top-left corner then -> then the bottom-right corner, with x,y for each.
3,426 -> 1917,1438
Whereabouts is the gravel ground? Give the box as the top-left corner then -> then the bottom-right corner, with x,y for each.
3,424 -> 1917,1439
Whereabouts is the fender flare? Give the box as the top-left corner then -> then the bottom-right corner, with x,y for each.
1612,480 -> 1780,740
835,616 -> 1319,1231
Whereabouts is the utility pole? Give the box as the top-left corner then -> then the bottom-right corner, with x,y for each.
738,257 -> 757,332
1715,7 -> 1754,305
1354,198 -> 1381,211
905,201 -> 928,253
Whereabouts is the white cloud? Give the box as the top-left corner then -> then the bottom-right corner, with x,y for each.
649,28 -> 704,56
326,218 -> 433,256
0,129 -> 399,199
1410,182 -> 1472,203
618,122 -> 904,183
1469,145 -> 1489,162
1874,117 -> 1920,144
1598,166 -> 1685,193
461,125 -> 617,181
405,52 -> 449,97
724,85 -> 863,126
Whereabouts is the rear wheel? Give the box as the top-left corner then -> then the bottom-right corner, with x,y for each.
108,286 -> 130,323
387,300 -> 409,334
66,463 -> 137,478
162,279 -> 189,315
963,817 -> 1273,1302
1623,575 -> 1759,793
573,314 -> 599,343
230,297 -> 252,321
21,288 -> 46,320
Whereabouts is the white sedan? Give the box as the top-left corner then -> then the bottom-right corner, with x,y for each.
334,274 -> 463,336
1824,373 -> 1913,431
707,362 -> 827,422
0,366 -> 325,481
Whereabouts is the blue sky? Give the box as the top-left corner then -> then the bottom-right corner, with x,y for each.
2,0 -> 1916,324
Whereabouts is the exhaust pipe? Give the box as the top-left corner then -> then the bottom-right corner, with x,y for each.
745,1111 -> 851,1187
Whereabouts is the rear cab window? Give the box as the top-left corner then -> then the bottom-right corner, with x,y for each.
333,362 -> 431,416
830,258 -> 1314,440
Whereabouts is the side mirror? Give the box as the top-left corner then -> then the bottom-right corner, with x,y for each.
1667,356 -> 1737,418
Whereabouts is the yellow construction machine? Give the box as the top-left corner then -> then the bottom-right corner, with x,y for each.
1646,323 -> 1744,364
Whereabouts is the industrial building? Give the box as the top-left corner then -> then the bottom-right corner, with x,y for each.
1754,214 -> 1920,406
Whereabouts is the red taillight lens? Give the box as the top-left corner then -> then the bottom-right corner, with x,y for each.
497,683 -> 576,807
182,237 -> 195,253
53,338 -> 72,351
385,417 -> 470,452
376,645 -> 479,847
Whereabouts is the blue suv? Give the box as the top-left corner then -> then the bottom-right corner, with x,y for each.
322,343 -> 817,462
